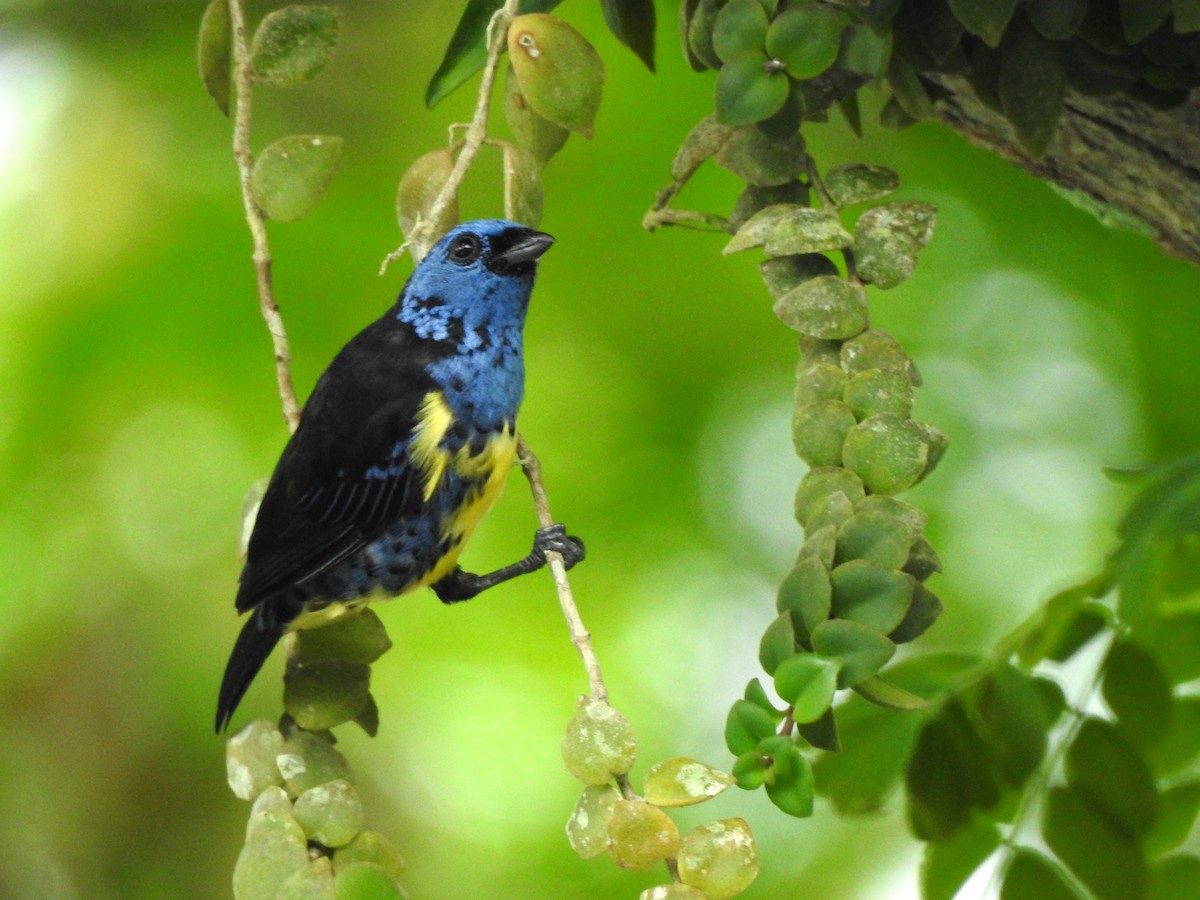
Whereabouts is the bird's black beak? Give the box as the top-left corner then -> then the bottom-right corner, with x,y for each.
488,229 -> 555,275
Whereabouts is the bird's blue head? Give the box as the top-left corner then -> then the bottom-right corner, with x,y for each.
398,219 -> 554,345
398,219 -> 553,427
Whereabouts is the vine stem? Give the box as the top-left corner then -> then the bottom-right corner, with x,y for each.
517,437 -> 637,802
984,633 -> 1116,898
517,435 -> 609,704
228,0 -> 301,433
380,0 -> 520,272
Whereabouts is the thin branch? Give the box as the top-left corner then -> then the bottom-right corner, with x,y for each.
380,0 -> 520,272
517,435 -> 609,704
229,0 -> 301,433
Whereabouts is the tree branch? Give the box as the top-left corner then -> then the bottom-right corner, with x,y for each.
380,0 -> 520,271
927,75 -> 1200,267
229,0 -> 301,433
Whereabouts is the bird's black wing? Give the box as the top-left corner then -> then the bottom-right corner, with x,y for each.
235,314 -> 451,613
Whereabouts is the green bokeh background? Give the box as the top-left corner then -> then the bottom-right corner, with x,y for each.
2,1 -> 1198,897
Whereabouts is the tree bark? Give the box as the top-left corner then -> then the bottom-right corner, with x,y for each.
927,74 -> 1200,267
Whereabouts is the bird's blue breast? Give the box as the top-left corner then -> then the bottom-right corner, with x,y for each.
396,289 -> 525,430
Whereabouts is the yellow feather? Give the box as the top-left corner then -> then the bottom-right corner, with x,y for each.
419,420 -> 517,587
411,392 -> 454,501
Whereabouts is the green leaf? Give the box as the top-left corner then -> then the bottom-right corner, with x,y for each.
197,0 -> 232,116
763,743 -> 815,817
1001,849 -> 1085,900
794,467 -> 866,528
759,611 -> 796,675
712,0 -> 770,64
773,653 -> 840,723
1043,786 -> 1149,900
1149,855 -> 1200,900
671,114 -> 735,181
777,555 -> 833,634
561,697 -> 636,785
1176,0 -> 1200,33
887,57 -> 935,120
714,51 -> 790,126
332,831 -> 406,883
1150,696 -> 1200,775
714,126 -> 807,186
606,799 -> 680,871
333,861 -> 403,899
765,7 -> 846,80
743,677 -> 785,717
775,277 -> 869,340
998,19 -> 1065,158
836,509 -> 917,570
500,140 -> 544,227
283,657 -> 371,731
889,583 -> 943,643
853,200 -> 938,289
425,0 -> 564,108
797,523 -> 838,569
841,328 -> 919,380
947,0 -> 1017,47
509,13 -> 605,138
815,699 -> 920,812
1025,0 -> 1088,40
1120,0 -> 1171,43
293,779 -> 364,848
906,704 -> 977,841
252,134 -> 343,223
294,609 -> 393,665
841,413 -> 932,496
277,731 -> 354,796
921,818 -> 1001,900
840,22 -> 892,77
234,808 -> 310,899
679,0 -> 707,71
794,362 -> 848,409
1066,718 -> 1157,838
1147,781 -> 1200,857
791,399 -> 857,467
971,663 -> 1049,788
810,618 -> 895,688
643,758 -> 735,807
724,204 -> 853,255
725,700 -> 779,755
796,706 -> 840,752
396,146 -> 459,255
829,559 -> 915,634
824,163 -> 900,208
601,0 -> 656,71
566,787 -> 624,854
250,5 -> 343,88
226,719 -> 285,800
1103,640 -> 1172,751
763,255 -> 840,304
687,0 -> 726,70
677,819 -> 760,897
732,750 -> 769,790
504,65 -> 570,166
851,674 -> 928,711
1140,612 -> 1200,683
903,535 -> 943,582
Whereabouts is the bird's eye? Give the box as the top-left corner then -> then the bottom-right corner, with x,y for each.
448,234 -> 482,265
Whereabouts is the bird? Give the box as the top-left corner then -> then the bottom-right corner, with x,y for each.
216,219 -> 584,732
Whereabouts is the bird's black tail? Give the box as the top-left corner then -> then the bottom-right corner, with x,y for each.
215,606 -> 285,733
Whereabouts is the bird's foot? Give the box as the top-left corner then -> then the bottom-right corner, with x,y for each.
533,523 -> 585,571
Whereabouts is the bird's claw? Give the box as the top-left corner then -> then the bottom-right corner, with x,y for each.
534,523 -> 586,571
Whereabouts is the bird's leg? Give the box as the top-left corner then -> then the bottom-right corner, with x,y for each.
432,524 -> 585,604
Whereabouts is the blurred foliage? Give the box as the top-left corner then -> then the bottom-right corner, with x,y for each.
2,0 -> 1200,898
